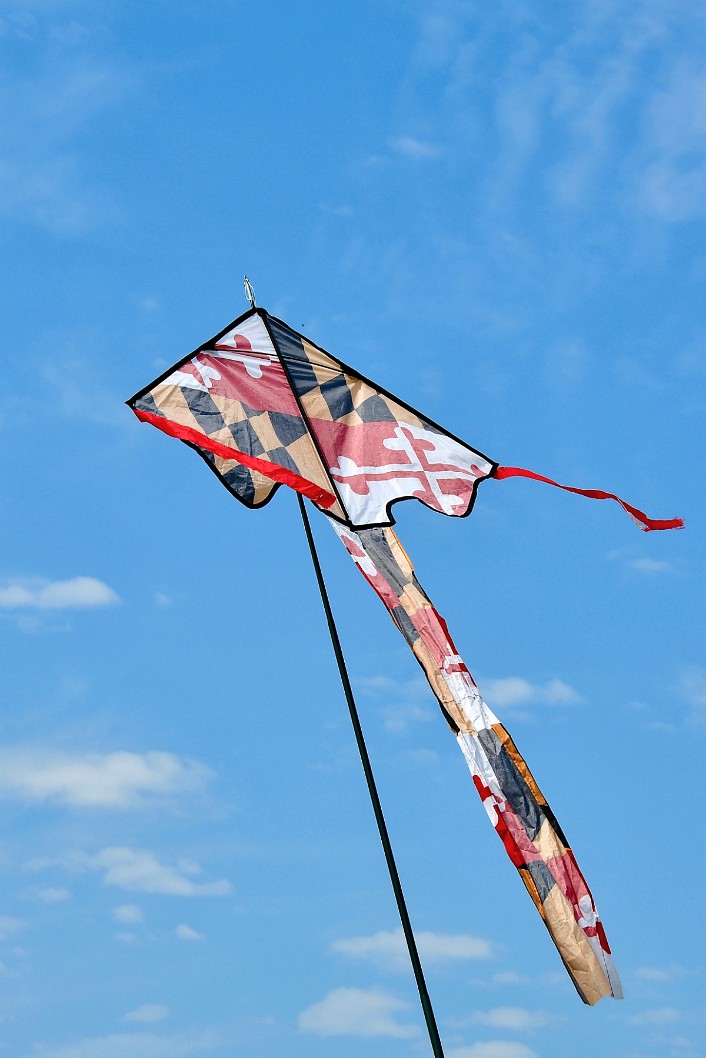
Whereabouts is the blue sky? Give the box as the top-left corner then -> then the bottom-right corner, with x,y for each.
1,1 -> 704,1056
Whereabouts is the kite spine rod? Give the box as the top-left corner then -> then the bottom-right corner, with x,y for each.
297,494 -> 446,1058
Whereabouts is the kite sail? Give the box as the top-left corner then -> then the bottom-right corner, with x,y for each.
128,307 -> 497,528
128,304 -> 680,1005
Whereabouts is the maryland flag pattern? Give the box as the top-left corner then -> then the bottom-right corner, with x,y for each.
128,308 -> 496,530
330,518 -> 623,1005
128,303 -> 683,1007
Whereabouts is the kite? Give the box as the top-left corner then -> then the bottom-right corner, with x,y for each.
128,301 -> 681,1016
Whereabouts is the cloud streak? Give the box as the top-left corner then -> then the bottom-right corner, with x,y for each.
124,1005 -> 169,1024
176,924 -> 204,942
679,667 -> 706,726
332,927 -> 492,972
448,1044 -> 537,1058
298,987 -> 419,1038
471,1007 -> 549,1031
630,558 -> 673,574
0,749 -> 213,808
0,577 -> 119,610
83,847 -> 232,896
480,677 -> 581,710
390,136 -> 441,160
0,8 -> 132,237
14,1030 -> 223,1058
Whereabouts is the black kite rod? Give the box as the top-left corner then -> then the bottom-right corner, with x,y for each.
297,493 -> 446,1058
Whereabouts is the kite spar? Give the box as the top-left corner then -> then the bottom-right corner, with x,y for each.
127,280 -> 682,1032
297,492 -> 446,1058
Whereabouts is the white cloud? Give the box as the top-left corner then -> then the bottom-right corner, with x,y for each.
332,927 -> 492,972
448,1044 -> 537,1058
298,987 -> 419,1039
390,136 -> 441,159
630,558 -> 673,573
176,924 -> 204,942
85,847 -> 232,897
492,971 -> 527,985
0,748 -> 213,808
0,577 -> 119,610
472,1007 -> 549,1031
628,1005 -> 681,1026
481,677 -> 581,710
14,1030 -> 223,1058
34,887 -> 72,904
357,675 -> 422,697
124,1005 -> 168,1024
112,904 -> 144,925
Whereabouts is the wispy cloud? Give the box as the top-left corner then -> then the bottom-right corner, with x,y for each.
0,4 -> 132,236
0,915 -> 25,941
635,964 -> 683,982
124,1004 -> 168,1024
481,677 -> 581,711
390,136 -> 441,160
404,0 -> 706,234
471,1007 -> 549,1031
630,558 -> 674,574
298,987 -> 420,1039
83,847 -> 232,896
0,577 -> 119,610
32,887 -> 72,904
0,748 -> 213,808
492,970 -> 527,986
332,927 -> 492,972
448,1044 -> 537,1058
14,1030 -> 224,1058
356,675 -> 433,732
112,904 -> 144,925
628,1005 -> 681,1026
176,924 -> 204,942
679,667 -> 706,725
639,61 -> 706,221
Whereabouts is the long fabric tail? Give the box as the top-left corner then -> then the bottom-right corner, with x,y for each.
494,465 -> 683,532
329,518 -> 622,1005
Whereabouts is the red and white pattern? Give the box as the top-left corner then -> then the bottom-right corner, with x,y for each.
330,516 -> 623,1005
320,420 -> 493,525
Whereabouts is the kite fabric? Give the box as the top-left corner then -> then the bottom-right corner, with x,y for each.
127,306 -> 682,533
128,308 -> 496,529
329,517 -> 622,1005
128,304 -> 681,1005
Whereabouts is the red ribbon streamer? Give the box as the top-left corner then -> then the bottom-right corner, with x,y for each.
133,407 -> 337,510
494,466 -> 683,532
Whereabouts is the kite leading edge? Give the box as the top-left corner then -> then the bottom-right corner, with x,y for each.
127,303 -> 681,1009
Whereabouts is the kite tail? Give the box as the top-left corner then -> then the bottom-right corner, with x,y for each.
494,465 -> 683,532
328,518 -> 623,1005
